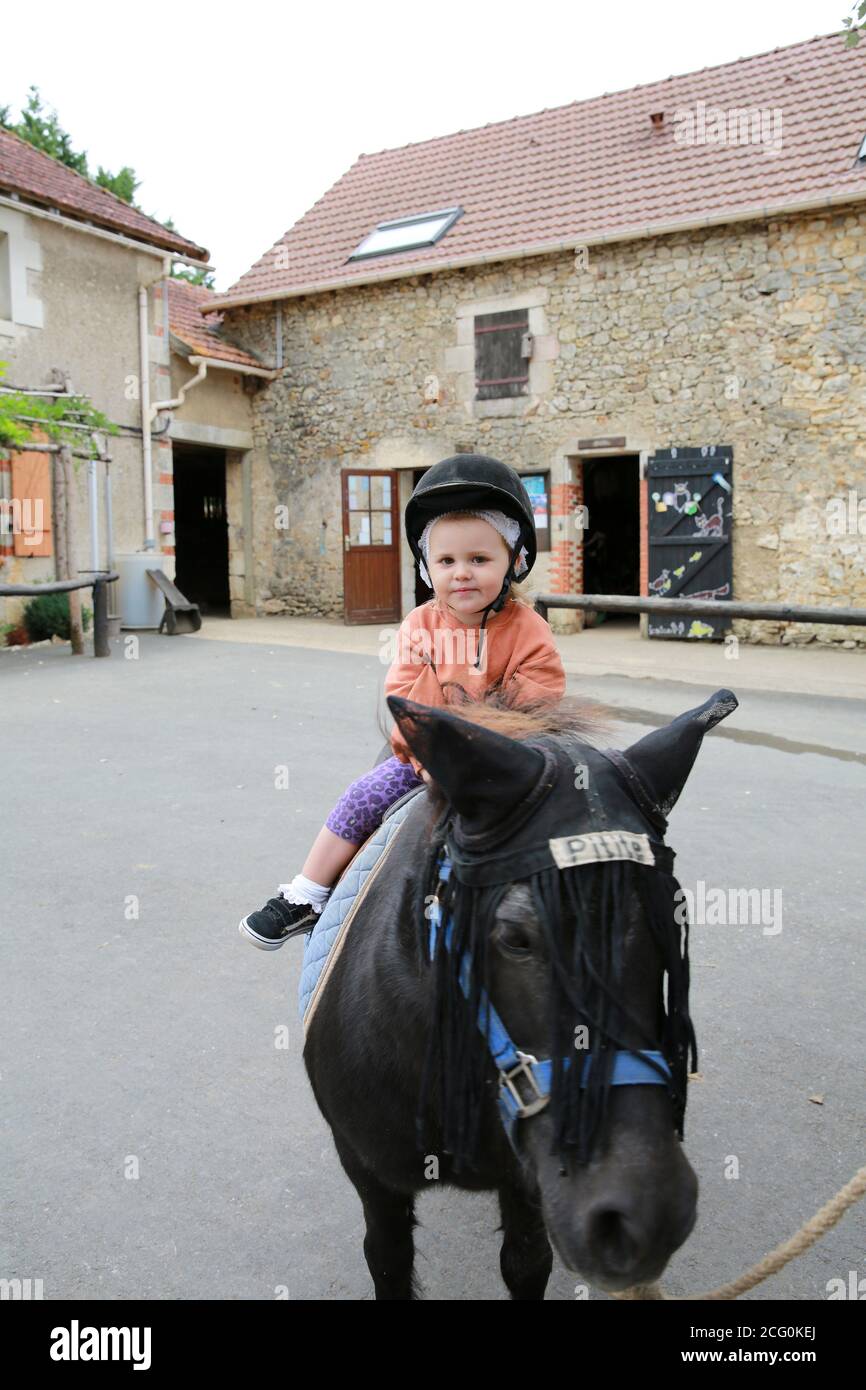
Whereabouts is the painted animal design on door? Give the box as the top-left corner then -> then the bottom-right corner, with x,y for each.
648,568 -> 672,595
688,496 -> 726,538
672,481 -> 694,514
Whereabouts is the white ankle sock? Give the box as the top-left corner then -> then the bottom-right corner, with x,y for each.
279,873 -> 331,913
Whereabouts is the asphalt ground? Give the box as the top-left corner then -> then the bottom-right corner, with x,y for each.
2,633 -> 864,1300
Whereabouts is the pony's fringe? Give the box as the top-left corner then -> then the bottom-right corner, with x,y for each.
416,852 -> 697,1171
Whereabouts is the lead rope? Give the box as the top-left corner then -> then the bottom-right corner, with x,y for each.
610,1163 -> 866,1300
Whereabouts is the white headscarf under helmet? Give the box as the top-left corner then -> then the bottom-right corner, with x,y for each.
418,508 -> 529,588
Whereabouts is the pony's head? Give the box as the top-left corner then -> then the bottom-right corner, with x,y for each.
387,685 -> 738,1291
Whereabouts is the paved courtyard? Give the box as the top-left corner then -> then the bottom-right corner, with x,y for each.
2,629 -> 864,1299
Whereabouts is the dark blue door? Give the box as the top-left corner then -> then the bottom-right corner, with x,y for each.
647,446 -> 733,640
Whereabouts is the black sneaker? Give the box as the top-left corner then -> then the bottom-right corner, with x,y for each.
238,893 -> 320,950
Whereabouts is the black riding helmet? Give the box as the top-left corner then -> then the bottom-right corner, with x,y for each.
405,455 -> 537,666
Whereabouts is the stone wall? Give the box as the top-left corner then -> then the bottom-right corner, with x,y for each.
223,203 -> 866,644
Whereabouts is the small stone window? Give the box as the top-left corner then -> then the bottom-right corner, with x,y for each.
475,308 -> 530,400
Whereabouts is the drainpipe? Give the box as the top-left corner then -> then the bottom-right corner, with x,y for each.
138,258 -> 171,550
149,355 -> 276,424
87,456 -> 100,572
275,304 -> 283,369
150,359 -> 208,419
138,284 -> 155,550
104,457 -> 114,572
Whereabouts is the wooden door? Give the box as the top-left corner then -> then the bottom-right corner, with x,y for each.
341,469 -> 400,624
647,446 -> 733,640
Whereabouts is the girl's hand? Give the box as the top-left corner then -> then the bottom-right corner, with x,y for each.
407,632 -> 433,666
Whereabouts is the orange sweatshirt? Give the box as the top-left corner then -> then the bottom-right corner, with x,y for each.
384,596 -> 566,771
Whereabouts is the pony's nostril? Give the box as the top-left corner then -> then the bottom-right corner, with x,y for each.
587,1206 -> 640,1272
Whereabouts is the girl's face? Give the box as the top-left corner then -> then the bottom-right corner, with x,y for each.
426,515 -> 512,624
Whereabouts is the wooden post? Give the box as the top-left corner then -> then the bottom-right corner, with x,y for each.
53,446 -> 68,579
92,576 -> 109,657
60,446 -> 85,655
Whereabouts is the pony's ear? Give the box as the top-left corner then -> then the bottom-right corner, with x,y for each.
386,694 -> 546,826
622,688 -> 738,817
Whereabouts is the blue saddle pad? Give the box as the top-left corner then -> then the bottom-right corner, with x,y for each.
298,789 -> 425,1030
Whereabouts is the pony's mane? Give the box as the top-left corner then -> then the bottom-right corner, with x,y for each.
439,680 -> 611,740
412,682 -> 613,816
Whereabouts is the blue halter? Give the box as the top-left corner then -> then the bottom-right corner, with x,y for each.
426,850 -> 672,1151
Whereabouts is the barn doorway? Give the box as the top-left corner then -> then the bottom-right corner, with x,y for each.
173,444 -> 230,616
580,453 -> 640,627
412,467 -> 431,607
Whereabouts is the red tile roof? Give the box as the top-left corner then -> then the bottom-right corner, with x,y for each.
167,278 -> 269,369
208,30 -> 866,311
0,127 -> 208,261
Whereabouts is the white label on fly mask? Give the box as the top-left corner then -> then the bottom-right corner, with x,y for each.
549,831 -> 655,869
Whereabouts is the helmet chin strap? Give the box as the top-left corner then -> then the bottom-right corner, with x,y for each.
472,554 -> 517,670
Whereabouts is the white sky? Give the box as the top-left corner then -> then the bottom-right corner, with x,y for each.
0,0 -> 852,290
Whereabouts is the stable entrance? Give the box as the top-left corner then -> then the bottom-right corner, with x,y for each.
173,444 -> 230,616
579,454 -> 640,625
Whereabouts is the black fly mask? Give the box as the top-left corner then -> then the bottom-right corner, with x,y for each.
387,688 -> 738,1171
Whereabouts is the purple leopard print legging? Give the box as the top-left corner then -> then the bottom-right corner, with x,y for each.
325,755 -> 423,844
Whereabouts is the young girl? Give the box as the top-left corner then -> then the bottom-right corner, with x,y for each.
238,454 -> 566,950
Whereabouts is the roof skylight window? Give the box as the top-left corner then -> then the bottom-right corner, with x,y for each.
858,131 -> 866,162
348,207 -> 462,261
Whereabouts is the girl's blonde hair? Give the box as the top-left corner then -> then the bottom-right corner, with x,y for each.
506,576 -> 535,608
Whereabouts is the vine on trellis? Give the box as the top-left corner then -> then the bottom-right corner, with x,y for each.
0,364 -> 117,463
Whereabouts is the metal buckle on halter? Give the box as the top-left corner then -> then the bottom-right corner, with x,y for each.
499,1051 -> 550,1119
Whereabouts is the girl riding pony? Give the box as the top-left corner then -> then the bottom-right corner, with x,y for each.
238,454 -> 566,949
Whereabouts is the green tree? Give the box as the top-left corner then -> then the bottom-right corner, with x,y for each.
1,89 -> 209,276
1,86 -> 89,173
95,164 -> 140,205
171,264 -> 216,290
162,218 -> 214,286
0,87 -> 140,205
843,0 -> 866,44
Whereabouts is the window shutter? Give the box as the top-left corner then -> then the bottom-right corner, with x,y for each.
475,309 -> 530,400
10,448 -> 53,557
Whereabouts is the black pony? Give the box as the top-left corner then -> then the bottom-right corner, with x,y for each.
303,685 -> 737,1299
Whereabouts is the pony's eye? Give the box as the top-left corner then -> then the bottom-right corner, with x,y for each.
497,924 -> 533,958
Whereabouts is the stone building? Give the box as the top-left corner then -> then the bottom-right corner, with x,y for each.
0,130 -> 271,629
206,30 -> 866,644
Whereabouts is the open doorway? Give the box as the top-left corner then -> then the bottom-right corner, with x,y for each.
173,444 -> 230,616
580,454 -> 640,627
412,467 -> 431,607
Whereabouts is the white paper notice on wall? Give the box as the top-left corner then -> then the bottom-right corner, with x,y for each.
359,515 -> 370,544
